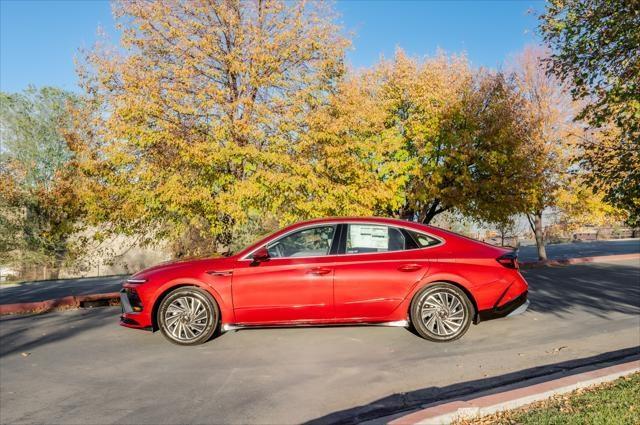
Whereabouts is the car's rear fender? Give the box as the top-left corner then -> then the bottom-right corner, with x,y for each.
384,272 -> 479,323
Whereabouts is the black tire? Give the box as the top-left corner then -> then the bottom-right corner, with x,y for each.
157,287 -> 219,346
410,283 -> 473,342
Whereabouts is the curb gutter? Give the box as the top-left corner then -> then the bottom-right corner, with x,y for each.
0,292 -> 120,315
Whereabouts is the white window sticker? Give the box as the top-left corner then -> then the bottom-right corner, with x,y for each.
349,225 -> 389,249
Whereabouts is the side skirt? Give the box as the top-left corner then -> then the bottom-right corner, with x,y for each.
221,320 -> 409,332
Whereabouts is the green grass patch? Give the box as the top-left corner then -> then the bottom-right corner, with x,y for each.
456,372 -> 640,425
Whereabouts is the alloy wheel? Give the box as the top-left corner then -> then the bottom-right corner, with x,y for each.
164,295 -> 210,342
419,290 -> 466,337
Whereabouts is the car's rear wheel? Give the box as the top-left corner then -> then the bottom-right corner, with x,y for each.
157,287 -> 219,346
410,283 -> 473,342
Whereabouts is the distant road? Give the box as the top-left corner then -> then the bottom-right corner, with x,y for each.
1,239 -> 638,305
0,275 -> 125,304
517,239 -> 639,262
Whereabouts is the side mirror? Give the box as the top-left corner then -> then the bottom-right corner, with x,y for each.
252,247 -> 270,263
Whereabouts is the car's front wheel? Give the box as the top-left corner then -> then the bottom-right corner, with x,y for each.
410,283 -> 473,342
157,287 -> 219,345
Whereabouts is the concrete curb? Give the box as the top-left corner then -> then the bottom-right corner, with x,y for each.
519,252 -> 639,269
389,358 -> 640,425
0,292 -> 120,315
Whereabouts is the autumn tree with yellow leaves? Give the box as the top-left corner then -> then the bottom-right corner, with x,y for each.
71,0 -> 398,256
509,46 -> 626,260
509,46 -> 578,260
319,51 -> 535,225
66,0 -> 627,260
69,1 -> 550,257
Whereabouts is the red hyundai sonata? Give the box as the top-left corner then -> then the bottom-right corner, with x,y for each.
120,217 -> 529,345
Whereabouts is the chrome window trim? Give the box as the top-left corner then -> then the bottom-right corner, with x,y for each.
240,221 -> 445,261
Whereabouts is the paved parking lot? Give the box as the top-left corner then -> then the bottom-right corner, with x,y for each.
1,260 -> 639,424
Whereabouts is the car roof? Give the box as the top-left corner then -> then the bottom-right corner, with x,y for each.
234,216 -> 511,259
287,217 -> 510,255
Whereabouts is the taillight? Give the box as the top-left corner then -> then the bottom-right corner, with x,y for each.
497,252 -> 519,269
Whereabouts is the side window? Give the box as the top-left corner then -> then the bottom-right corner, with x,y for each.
346,224 -> 405,254
265,226 -> 336,258
406,229 -> 441,248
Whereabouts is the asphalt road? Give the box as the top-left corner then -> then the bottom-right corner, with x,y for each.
1,259 -> 639,424
1,239 -> 638,305
517,238 -> 640,262
0,275 -> 126,304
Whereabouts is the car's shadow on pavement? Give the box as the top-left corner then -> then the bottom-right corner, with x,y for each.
304,347 -> 640,425
523,262 -> 640,319
0,308 -> 117,358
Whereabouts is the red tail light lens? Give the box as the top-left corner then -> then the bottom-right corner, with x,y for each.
497,252 -> 519,269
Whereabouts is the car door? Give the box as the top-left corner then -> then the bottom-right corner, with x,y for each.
332,223 -> 432,320
231,224 -> 338,324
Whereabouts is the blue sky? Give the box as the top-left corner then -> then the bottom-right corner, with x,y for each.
0,0 -> 544,93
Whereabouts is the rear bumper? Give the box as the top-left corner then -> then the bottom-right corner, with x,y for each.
507,299 -> 530,317
477,291 -> 529,322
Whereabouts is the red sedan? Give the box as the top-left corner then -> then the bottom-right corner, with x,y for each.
120,217 -> 529,345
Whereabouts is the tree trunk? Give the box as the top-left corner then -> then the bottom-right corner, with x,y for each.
527,212 -> 547,261
48,244 -> 66,280
49,255 -> 63,280
420,199 -> 449,224
48,267 -> 60,280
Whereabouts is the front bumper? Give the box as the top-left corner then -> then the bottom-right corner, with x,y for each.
119,288 -> 152,330
120,289 -> 134,313
477,291 -> 529,322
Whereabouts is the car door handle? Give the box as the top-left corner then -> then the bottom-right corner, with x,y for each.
206,270 -> 233,276
398,264 -> 422,272
307,267 -> 332,275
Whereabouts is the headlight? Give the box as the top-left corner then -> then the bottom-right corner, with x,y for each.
125,278 -> 147,284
